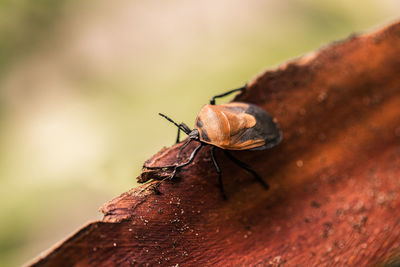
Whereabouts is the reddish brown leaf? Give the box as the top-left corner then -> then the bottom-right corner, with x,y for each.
31,21 -> 400,266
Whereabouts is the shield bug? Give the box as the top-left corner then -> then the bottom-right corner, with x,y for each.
142,84 -> 282,199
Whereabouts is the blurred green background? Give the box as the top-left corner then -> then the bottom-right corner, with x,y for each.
0,0 -> 398,266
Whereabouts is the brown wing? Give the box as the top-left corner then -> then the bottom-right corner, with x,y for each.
195,103 -> 274,150
223,103 -> 282,151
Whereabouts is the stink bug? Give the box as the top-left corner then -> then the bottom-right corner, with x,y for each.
143,84 -> 282,199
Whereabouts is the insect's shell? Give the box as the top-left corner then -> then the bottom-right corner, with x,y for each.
195,102 -> 282,150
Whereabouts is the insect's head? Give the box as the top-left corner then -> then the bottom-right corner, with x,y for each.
188,129 -> 199,140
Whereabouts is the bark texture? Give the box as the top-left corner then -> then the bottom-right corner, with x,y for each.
31,21 -> 400,266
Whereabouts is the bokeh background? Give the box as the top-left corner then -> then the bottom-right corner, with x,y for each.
0,0 -> 398,266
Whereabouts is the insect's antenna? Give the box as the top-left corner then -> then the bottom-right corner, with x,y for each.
158,113 -> 190,134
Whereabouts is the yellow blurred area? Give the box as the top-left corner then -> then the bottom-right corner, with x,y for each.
0,0 -> 398,265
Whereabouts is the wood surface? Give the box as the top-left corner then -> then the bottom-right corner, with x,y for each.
31,20 -> 400,266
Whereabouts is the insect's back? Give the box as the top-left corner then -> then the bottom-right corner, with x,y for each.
195,102 -> 281,150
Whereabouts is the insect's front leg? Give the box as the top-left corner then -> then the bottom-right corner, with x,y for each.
177,139 -> 192,159
176,122 -> 192,143
144,142 -> 203,181
172,143 -> 203,177
176,127 -> 181,143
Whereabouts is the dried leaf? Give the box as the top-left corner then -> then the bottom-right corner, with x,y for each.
31,20 -> 400,267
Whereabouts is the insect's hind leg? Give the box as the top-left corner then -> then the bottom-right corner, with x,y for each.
209,84 -> 247,105
211,146 -> 227,200
223,150 -> 269,190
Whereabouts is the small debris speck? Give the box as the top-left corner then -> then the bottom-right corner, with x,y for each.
317,91 -> 328,102
296,160 -> 304,168
273,256 -> 282,264
377,193 -> 386,205
311,201 -> 321,208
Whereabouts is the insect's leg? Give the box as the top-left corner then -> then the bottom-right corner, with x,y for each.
176,143 -> 203,168
223,150 -> 269,190
170,143 -> 203,179
146,141 -> 200,192
211,146 -> 227,200
176,127 -> 181,143
176,122 -> 192,143
209,84 -> 247,105
144,141 -> 201,171
177,138 -> 192,159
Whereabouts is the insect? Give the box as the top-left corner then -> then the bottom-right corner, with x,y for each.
143,84 -> 282,199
